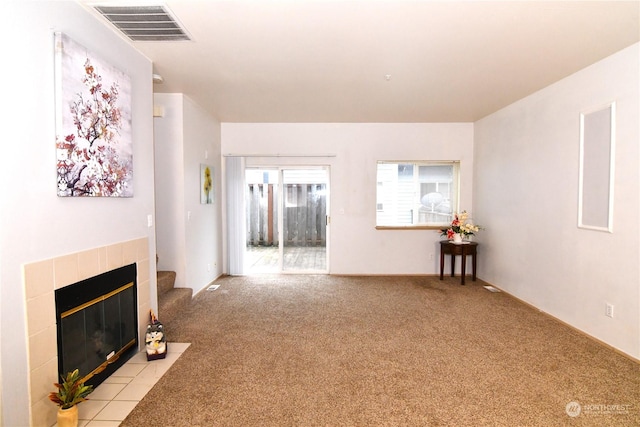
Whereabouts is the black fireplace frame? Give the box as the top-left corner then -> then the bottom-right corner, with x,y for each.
54,263 -> 138,388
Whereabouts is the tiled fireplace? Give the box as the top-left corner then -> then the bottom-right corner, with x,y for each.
23,238 -> 152,427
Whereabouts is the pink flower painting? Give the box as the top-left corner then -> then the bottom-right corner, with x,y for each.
55,33 -> 132,197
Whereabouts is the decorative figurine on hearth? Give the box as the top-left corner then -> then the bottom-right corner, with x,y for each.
145,309 -> 167,360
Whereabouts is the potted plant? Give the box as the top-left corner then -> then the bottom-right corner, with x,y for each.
49,369 -> 93,427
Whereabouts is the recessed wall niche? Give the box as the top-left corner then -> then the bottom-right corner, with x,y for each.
578,102 -> 615,232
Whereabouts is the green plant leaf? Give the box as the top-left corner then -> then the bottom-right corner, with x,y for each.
49,369 -> 94,408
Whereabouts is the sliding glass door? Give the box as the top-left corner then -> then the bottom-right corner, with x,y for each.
245,167 -> 329,273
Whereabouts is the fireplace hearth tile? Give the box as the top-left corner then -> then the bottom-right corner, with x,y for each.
128,371 -> 160,387
166,342 -> 191,353
92,400 -> 138,421
84,420 -> 120,426
113,382 -> 153,401
126,350 -> 149,364
77,399 -> 109,421
111,362 -> 146,378
101,375 -> 132,385
89,382 -> 127,401
67,342 -> 190,426
131,361 -> 171,383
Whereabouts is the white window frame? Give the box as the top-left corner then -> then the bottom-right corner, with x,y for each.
375,161 -> 460,229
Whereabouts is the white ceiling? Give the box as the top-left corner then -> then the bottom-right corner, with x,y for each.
82,1 -> 640,123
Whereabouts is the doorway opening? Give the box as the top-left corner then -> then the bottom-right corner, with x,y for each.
245,167 -> 329,273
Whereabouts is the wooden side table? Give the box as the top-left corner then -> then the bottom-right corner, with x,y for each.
439,240 -> 478,285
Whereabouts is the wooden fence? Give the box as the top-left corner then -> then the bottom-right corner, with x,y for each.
246,183 -> 326,247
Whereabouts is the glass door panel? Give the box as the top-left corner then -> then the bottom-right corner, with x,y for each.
281,168 -> 328,272
245,169 -> 280,273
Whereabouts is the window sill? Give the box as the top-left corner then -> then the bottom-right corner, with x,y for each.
375,225 -> 444,231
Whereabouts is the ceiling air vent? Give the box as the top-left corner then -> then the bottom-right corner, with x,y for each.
94,5 -> 191,42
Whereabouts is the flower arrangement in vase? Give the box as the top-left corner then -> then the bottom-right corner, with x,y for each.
439,211 -> 482,243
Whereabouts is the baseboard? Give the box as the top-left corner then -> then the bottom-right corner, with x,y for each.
330,273 -> 443,277
480,279 -> 640,365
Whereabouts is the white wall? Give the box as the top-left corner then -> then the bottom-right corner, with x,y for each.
154,94 -> 223,293
222,123 -> 474,274
474,44 -> 639,359
183,96 -> 223,290
0,2 -> 157,425
154,95 -> 187,283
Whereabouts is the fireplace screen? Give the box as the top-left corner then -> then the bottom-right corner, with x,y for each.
55,263 -> 138,387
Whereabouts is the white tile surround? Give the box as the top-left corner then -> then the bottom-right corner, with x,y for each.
66,343 -> 190,427
23,238 -> 153,427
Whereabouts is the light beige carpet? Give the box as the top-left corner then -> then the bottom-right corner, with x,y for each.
121,275 -> 639,426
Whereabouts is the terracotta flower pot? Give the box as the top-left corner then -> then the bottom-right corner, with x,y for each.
57,405 -> 78,427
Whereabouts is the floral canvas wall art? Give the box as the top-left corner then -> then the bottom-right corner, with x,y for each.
55,33 -> 133,197
201,164 -> 213,204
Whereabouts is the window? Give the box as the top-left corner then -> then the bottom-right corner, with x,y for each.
376,161 -> 459,227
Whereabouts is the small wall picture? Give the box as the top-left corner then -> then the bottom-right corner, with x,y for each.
54,32 -> 133,197
201,164 -> 213,204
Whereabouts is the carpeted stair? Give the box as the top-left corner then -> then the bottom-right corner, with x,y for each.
156,271 -> 192,328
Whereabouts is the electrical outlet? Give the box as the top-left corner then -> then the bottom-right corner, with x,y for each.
207,263 -> 211,272
429,253 -> 434,260
605,303 -> 614,318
